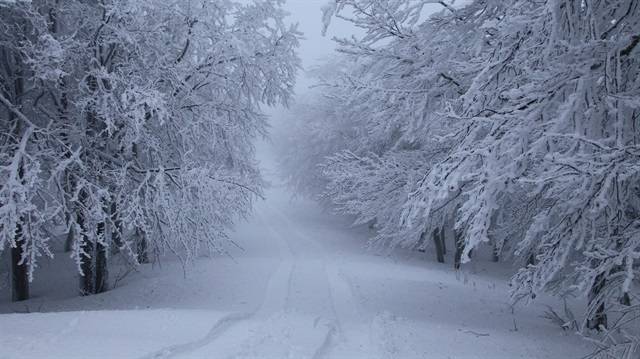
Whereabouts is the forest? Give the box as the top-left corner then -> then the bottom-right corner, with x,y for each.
1,1 -> 639,358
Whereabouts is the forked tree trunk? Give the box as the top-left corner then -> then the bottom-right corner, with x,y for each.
77,68 -> 111,295
78,200 -> 110,295
78,226 -> 109,295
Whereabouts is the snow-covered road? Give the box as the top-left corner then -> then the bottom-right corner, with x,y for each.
1,184 -> 592,359
138,191 -> 379,359
136,186 -> 590,359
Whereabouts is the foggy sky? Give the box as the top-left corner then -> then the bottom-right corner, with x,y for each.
282,0 -> 357,92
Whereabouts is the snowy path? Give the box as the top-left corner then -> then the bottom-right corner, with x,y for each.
144,198 -> 379,359
138,186 -> 590,359
0,184 -> 592,359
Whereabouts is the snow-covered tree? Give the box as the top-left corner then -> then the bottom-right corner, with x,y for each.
0,0 -> 300,299
0,0 -> 65,301
285,0 -> 640,355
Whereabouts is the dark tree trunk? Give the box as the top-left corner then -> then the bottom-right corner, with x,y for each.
78,202 -> 110,296
6,49 -> 29,301
611,265 -> 631,306
613,230 -> 631,306
64,221 -> 74,252
77,68 -> 111,296
528,254 -> 536,266
10,126 -> 29,302
95,222 -> 108,294
489,211 -> 500,262
416,231 -> 426,253
454,230 -> 465,270
78,226 -> 110,295
587,273 -> 608,330
433,228 -> 445,263
50,5 -> 74,254
440,226 -> 446,255
110,201 -> 123,254
136,228 -> 149,264
62,169 -> 74,255
78,198 -> 94,296
620,292 -> 631,306
11,222 -> 29,302
492,243 -> 500,263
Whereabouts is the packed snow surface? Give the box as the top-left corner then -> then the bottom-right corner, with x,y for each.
1,164 -> 591,359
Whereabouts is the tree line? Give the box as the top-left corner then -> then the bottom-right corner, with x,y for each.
279,1 -> 640,357
1,0 -> 300,300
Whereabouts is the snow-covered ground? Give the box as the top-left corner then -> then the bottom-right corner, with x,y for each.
0,142 -> 592,359
1,184 -> 591,358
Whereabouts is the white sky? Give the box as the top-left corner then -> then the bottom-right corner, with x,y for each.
259,0 -> 357,156
258,0 -> 447,172
281,0 -> 358,92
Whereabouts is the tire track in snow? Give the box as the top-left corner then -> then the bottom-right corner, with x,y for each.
216,206 -> 326,359
265,202 -> 377,359
238,203 -> 339,359
139,311 -> 254,359
311,321 -> 338,359
139,208 -> 295,359
251,206 -> 296,319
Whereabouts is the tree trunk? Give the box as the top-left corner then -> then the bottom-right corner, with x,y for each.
433,228 -> 445,263
492,243 -> 500,263
95,221 -> 108,294
454,230 -> 464,270
77,68 -> 110,296
620,292 -> 631,306
79,203 -> 110,296
110,201 -> 123,254
64,220 -> 74,252
11,222 -> 29,302
62,171 -> 74,255
440,226 -> 446,255
78,198 -> 94,296
587,273 -> 607,330
50,7 -> 74,254
10,132 -> 29,302
136,228 -> 149,264
7,50 -> 29,302
527,253 -> 536,266
415,230 -> 426,253
78,228 -> 109,295
489,211 -> 500,262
